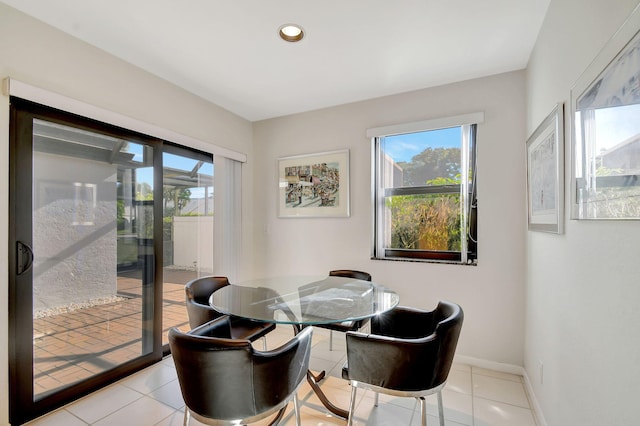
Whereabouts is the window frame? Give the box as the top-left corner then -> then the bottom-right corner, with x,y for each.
369,113 -> 482,265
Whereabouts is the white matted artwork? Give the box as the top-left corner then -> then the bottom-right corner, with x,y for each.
278,149 -> 350,218
526,103 -> 564,233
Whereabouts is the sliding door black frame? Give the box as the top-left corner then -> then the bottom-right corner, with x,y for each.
8,97 -> 166,425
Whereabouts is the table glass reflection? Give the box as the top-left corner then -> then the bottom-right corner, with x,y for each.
210,275 -> 399,325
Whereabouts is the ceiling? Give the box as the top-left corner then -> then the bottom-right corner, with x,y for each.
1,0 -> 550,122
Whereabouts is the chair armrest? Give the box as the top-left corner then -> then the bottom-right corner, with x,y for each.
188,316 -> 234,339
316,317 -> 369,333
255,326 -> 312,357
186,298 -> 223,329
251,327 -> 313,407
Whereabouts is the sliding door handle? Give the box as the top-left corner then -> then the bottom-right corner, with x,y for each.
17,241 -> 34,275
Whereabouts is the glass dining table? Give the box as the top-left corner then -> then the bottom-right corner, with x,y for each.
209,275 -> 400,418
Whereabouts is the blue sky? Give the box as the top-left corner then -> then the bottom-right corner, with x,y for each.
132,127 -> 464,198
383,126 -> 461,162
133,151 -> 214,199
594,104 -> 640,151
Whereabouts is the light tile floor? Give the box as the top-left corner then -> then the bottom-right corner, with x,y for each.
26,326 -> 539,426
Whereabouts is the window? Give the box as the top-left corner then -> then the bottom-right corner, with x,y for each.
370,113 -> 481,264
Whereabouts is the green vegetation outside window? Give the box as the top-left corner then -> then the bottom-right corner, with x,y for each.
371,119 -> 478,264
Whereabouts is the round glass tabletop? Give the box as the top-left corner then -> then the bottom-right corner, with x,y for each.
210,275 -> 399,325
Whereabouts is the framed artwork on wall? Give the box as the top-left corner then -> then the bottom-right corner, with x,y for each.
278,149 -> 350,218
526,103 -> 565,233
570,3 -> 640,220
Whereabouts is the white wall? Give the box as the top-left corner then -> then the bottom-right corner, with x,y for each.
525,0 -> 640,425
172,216 -> 214,272
0,4 -> 254,424
253,71 -> 528,366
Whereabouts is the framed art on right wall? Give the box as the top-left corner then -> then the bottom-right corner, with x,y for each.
527,103 -> 564,233
571,3 -> 640,220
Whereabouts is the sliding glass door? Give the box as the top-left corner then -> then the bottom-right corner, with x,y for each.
161,145 -> 214,345
31,119 -> 158,388
8,98 -> 214,424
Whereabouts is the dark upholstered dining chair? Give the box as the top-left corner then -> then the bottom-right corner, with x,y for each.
169,318 -> 313,426
319,269 -> 372,350
342,301 -> 464,426
184,276 -> 275,348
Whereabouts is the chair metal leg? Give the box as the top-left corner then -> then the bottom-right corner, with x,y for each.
183,408 -> 190,426
419,397 -> 427,426
437,390 -> 445,426
329,330 -> 333,350
262,336 -> 267,351
347,385 -> 358,426
268,407 -> 286,426
374,391 -> 379,407
293,393 -> 301,426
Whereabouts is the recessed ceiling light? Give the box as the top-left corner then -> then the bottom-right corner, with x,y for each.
278,24 -> 304,42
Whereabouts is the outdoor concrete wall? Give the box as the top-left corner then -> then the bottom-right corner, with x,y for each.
33,153 -> 117,312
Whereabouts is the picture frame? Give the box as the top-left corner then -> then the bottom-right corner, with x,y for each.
526,103 -> 564,233
570,4 -> 640,220
278,149 -> 350,218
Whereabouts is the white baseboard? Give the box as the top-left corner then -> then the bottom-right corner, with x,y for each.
455,354 -> 525,375
454,355 -> 548,426
521,370 -> 548,426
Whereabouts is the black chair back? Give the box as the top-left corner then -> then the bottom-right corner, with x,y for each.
343,301 -> 463,426
184,276 -> 276,343
347,301 -> 463,391
306,270 -> 373,351
185,276 -> 230,329
432,301 -> 464,388
329,269 -> 372,281
169,318 -> 313,423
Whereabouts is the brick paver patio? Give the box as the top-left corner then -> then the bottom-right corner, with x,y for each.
33,267 -> 196,396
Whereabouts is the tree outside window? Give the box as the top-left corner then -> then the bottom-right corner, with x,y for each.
372,120 -> 478,264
